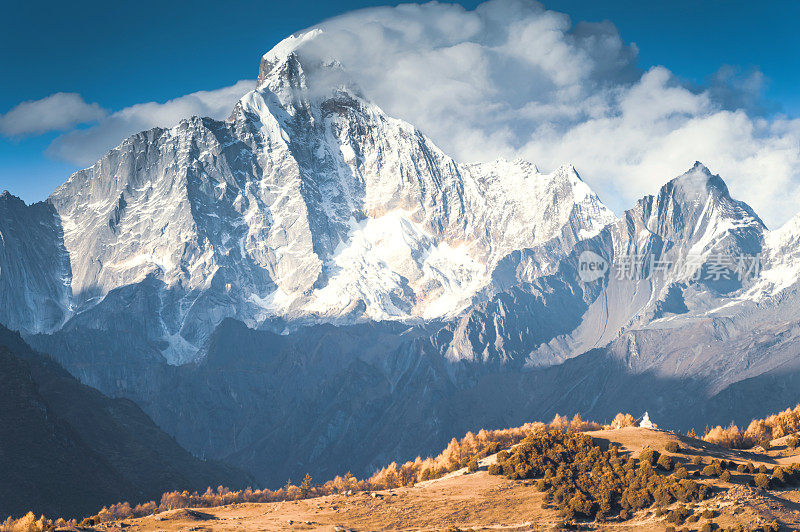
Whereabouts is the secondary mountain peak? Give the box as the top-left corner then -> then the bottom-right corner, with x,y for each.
666,161 -> 732,198
0,190 -> 25,206
637,163 -> 765,254
660,162 -> 761,225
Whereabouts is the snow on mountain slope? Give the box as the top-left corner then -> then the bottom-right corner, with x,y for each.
438,162 -> 770,368
9,30 -> 793,374
749,213 -> 800,297
32,31 -> 614,361
544,163 -> 766,355
10,32 -> 800,492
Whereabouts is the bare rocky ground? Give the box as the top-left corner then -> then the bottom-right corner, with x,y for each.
69,428 -> 800,531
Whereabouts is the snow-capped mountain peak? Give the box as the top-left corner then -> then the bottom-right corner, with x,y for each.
257,29 -> 324,85
627,161 -> 765,262
2,35 -> 616,361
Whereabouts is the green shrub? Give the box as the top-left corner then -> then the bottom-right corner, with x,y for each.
720,470 -> 732,482
492,430 -> 709,522
700,522 -> 713,532
657,454 -> 674,471
467,459 -> 479,472
692,455 -> 703,465
639,448 -> 660,467
673,467 -> 689,480
487,464 -> 502,475
653,487 -> 672,507
701,465 -> 717,476
787,433 -> 800,449
753,473 -> 771,490
666,506 -> 691,524
674,479 -> 710,502
665,441 -> 680,453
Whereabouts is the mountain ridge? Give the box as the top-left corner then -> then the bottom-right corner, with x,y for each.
4,31 -> 800,492
1,33 -> 615,363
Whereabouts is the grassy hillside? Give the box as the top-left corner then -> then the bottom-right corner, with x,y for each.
17,419 -> 800,531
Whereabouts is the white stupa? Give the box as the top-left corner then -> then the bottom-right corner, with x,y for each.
639,411 -> 656,429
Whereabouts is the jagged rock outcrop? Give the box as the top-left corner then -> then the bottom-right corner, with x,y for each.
0,192 -> 71,334
15,32 -> 613,364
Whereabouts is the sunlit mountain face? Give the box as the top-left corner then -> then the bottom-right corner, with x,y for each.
0,31 -> 798,489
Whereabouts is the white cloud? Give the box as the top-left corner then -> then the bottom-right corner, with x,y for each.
283,0 -> 800,228
30,0 -> 800,227
0,93 -> 107,136
46,80 -> 255,166
520,68 -> 800,224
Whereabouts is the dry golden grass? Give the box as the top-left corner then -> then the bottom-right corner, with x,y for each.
32,426 -> 800,532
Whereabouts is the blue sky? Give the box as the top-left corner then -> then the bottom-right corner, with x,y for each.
2,0 -> 800,215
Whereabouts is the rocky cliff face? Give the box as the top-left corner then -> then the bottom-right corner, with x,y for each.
436,162 -> 767,369
26,160 -> 800,488
0,192 -> 71,335
27,33 -> 613,364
